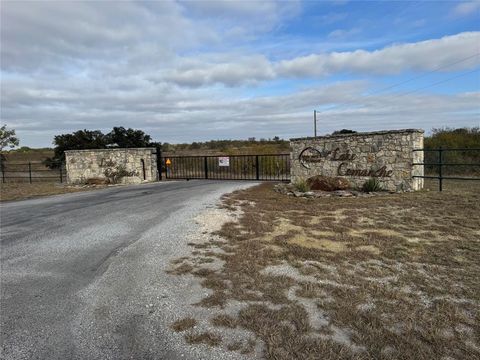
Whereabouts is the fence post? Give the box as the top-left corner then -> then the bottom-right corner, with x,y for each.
28,162 -> 32,184
255,155 -> 260,180
0,157 -> 5,183
59,163 -> 63,183
156,146 -> 162,181
204,156 -> 208,179
438,147 -> 443,192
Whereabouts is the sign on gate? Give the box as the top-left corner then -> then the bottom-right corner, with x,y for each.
218,156 -> 230,167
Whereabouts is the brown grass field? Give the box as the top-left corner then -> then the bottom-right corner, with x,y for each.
169,179 -> 480,359
0,182 -> 98,202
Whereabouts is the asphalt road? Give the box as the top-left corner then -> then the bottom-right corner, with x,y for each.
0,181 -> 256,360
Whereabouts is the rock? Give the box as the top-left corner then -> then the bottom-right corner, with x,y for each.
312,191 -> 331,198
333,190 -> 354,197
274,183 -> 295,195
307,175 -> 350,191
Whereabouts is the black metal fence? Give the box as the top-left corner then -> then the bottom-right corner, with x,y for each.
163,154 -> 290,181
413,148 -> 480,191
0,161 -> 66,183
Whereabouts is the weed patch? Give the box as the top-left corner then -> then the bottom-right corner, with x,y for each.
184,331 -> 222,347
171,317 -> 197,332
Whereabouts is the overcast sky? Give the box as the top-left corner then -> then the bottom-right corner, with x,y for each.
1,0 -> 479,147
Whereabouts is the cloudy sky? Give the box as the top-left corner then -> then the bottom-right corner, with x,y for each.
1,0 -> 479,147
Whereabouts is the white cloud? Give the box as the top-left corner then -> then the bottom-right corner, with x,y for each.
327,28 -> 361,39
163,55 -> 276,87
3,72 -> 479,146
154,32 -> 480,87
452,1 -> 480,16
1,1 -> 478,147
277,32 -> 480,77
181,0 -> 301,31
0,1 -> 216,72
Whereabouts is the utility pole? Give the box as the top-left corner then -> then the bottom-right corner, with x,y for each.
313,110 -> 317,138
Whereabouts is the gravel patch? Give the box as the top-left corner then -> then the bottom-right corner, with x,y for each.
71,182 -> 259,360
1,181 -> 259,360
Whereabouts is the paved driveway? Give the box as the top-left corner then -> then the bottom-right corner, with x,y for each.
1,181 -> 255,360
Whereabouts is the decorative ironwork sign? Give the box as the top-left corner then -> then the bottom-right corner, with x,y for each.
299,146 -> 392,178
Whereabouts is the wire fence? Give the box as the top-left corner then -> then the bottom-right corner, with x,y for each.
0,161 -> 66,183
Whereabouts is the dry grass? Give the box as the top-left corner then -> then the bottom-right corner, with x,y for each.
171,317 -> 197,332
184,331 -> 222,347
169,179 -> 480,359
166,262 -> 194,275
211,314 -> 237,328
0,182 -> 93,202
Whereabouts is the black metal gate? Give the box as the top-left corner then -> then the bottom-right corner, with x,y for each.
163,154 -> 290,181
413,147 -> 480,191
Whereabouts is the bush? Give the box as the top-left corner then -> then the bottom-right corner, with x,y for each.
293,178 -> 310,192
362,178 -> 384,192
307,175 -> 350,191
424,127 -> 479,176
104,165 -> 138,184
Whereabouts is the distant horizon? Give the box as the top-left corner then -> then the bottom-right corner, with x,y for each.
5,125 -> 479,151
2,1 -> 479,147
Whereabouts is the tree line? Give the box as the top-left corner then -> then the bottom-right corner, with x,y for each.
44,127 -> 159,168
2,124 -> 479,174
423,127 -> 479,175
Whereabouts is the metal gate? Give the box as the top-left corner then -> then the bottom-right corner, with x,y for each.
163,154 -> 290,181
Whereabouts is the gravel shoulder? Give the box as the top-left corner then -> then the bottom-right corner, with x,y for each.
0,180 -> 257,360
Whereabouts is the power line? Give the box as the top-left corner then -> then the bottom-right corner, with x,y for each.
386,68 -> 480,99
314,68 -> 479,129
363,53 -> 480,97
312,53 -> 480,134
314,52 -> 480,113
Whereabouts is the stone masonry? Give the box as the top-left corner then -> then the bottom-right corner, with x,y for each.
290,129 -> 424,191
65,148 -> 157,184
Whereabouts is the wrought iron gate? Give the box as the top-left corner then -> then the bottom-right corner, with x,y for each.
162,154 -> 290,181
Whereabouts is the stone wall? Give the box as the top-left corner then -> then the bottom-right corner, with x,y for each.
290,129 -> 424,191
65,148 -> 157,184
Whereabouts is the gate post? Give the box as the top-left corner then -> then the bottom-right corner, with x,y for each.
255,155 -> 260,180
28,162 -> 32,184
0,157 -> 5,183
204,156 -> 208,179
156,146 -> 162,181
438,147 -> 443,192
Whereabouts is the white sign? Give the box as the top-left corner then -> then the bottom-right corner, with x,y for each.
218,156 -> 230,167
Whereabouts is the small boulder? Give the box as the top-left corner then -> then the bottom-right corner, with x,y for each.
307,175 -> 350,191
333,190 -> 353,197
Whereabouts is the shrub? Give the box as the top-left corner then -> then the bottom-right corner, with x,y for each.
293,178 -> 310,192
362,178 -> 384,192
307,175 -> 350,191
104,165 -> 137,184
